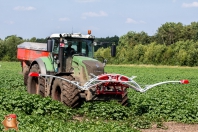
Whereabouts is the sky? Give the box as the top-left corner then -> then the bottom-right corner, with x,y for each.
0,0 -> 197,40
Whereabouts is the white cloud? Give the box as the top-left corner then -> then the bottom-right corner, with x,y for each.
4,21 -> 15,24
13,6 -> 36,11
126,18 -> 146,24
82,11 -> 108,19
182,2 -> 198,8
126,18 -> 137,24
59,17 -> 70,21
76,0 -> 99,3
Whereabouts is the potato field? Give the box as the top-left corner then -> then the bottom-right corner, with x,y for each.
0,62 -> 198,132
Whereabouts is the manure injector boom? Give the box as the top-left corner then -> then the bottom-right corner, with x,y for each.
17,30 -> 189,108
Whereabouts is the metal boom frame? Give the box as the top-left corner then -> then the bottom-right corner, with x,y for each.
29,72 -> 189,93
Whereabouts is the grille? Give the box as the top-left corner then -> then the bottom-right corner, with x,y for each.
83,60 -> 104,76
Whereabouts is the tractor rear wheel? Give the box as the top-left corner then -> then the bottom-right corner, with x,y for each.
51,78 -> 62,102
51,75 -> 80,108
27,64 -> 45,97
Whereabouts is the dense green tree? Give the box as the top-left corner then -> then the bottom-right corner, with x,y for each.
162,45 -> 175,65
142,42 -> 166,64
130,44 -> 146,64
29,37 -> 37,42
155,22 -> 184,45
119,31 -> 151,48
0,41 -> 6,60
183,22 -> 198,41
2,35 -> 24,61
155,22 -> 198,45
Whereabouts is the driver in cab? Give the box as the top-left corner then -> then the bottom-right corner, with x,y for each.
65,42 -> 75,57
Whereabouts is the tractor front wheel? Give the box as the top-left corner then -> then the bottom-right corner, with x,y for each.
27,64 -> 45,97
51,78 -> 62,102
51,75 -> 80,108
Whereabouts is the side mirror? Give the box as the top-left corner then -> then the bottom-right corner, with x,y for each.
47,39 -> 53,52
93,42 -> 97,46
103,59 -> 107,67
111,44 -> 116,57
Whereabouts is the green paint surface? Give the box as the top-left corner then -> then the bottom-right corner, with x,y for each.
40,56 -> 54,72
72,56 -> 98,79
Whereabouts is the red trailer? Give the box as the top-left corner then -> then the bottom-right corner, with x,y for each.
17,42 -> 50,85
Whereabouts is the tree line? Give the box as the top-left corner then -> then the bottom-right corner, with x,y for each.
0,22 -> 198,66
0,36 -> 47,61
95,22 -> 198,66
0,34 -> 119,61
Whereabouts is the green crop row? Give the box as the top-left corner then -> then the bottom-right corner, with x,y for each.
0,62 -> 198,131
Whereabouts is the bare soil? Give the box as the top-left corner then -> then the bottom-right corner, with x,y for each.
140,122 -> 198,132
72,116 -> 198,132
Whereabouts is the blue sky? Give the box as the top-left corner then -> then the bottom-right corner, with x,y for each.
0,0 -> 197,39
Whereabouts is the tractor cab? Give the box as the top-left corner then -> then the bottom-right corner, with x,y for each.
47,30 -> 97,73
50,34 -> 95,58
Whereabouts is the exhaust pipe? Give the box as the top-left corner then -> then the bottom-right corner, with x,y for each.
58,34 -> 64,72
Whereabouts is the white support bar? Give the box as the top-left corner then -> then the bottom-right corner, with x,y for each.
36,73 -> 187,92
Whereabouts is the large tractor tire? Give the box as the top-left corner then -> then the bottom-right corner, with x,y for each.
51,75 -> 80,108
39,77 -> 46,97
27,64 -> 45,97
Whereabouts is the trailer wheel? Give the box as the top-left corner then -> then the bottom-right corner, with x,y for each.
51,75 -> 80,108
27,64 -> 45,97
23,66 -> 29,86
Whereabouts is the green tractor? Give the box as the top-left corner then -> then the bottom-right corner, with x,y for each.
17,30 -> 189,108
18,30 -> 126,108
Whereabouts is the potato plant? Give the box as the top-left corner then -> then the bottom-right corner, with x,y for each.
0,62 -> 198,131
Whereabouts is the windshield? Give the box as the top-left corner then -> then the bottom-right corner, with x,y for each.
52,38 -> 94,58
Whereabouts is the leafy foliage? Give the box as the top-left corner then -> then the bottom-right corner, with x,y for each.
93,22 -> 198,66
96,40 -> 198,66
77,101 -> 130,120
105,65 -> 198,124
0,62 -> 141,131
0,62 -> 198,131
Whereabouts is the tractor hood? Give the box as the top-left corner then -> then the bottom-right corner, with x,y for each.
72,56 -> 104,76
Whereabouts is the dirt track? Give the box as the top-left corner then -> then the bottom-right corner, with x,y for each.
141,122 -> 198,132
